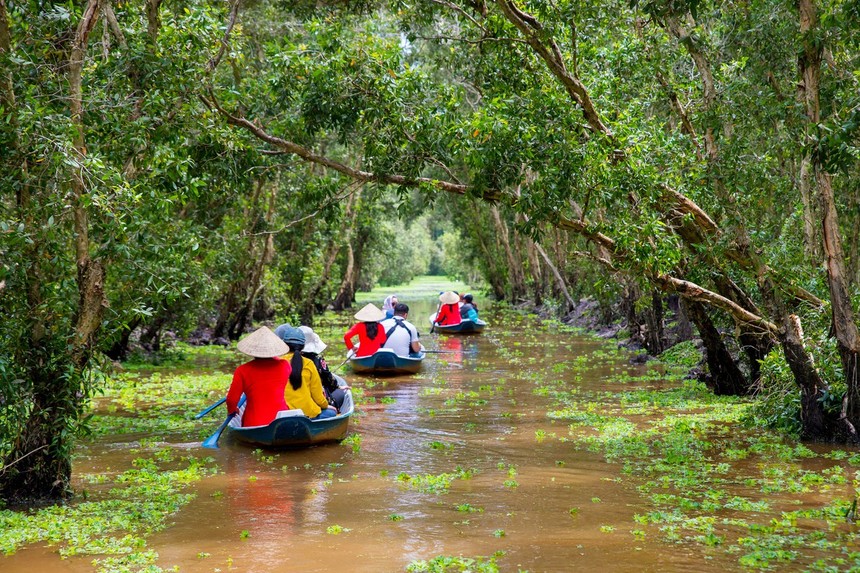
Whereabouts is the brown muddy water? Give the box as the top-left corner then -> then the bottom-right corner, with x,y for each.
3,297 -> 855,573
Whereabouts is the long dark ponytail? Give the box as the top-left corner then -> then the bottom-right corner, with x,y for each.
365,321 -> 379,339
288,343 -> 304,390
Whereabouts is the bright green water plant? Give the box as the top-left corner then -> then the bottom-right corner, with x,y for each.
0,455 -> 213,572
406,553 -> 503,573
540,343 -> 860,571
395,467 -> 477,495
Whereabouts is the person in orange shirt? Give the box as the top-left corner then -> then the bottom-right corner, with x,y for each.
343,303 -> 387,357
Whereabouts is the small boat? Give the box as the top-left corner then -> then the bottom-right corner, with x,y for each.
227,390 -> 354,448
349,348 -> 425,375
429,313 -> 487,334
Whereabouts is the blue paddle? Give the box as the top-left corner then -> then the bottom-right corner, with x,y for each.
201,395 -> 245,449
201,412 -> 236,449
194,397 -> 226,419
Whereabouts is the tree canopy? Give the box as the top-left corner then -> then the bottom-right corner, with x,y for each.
1,0 -> 859,501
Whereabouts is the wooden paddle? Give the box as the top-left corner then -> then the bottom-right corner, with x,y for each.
194,397 -> 226,419
430,303 -> 442,334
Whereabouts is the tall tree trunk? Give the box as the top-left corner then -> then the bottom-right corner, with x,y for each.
2,0 -> 106,502
668,294 -> 694,343
213,179 -> 273,340
798,157 -> 820,260
621,281 -> 642,346
799,0 -> 860,439
848,187 -> 860,289
301,192 -> 355,323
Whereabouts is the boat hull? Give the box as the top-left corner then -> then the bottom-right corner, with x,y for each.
350,348 -> 425,375
228,390 -> 354,448
429,314 -> 487,334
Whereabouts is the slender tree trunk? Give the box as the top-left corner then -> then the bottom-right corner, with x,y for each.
213,179 -> 272,340
2,0 -> 106,502
233,183 -> 277,337
668,295 -> 694,343
145,0 -> 163,41
331,189 -> 362,311
535,242 -> 575,313
848,188 -> 860,289
798,157 -> 820,260
301,192 -> 355,323
522,233 -> 544,307
140,308 -> 172,351
621,282 -> 642,346
798,0 -> 860,438
491,206 -> 526,301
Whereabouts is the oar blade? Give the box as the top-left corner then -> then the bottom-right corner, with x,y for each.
202,413 -> 235,449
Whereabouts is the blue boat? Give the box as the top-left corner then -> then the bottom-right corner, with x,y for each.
429,314 -> 487,334
227,390 -> 354,448
349,348 -> 425,375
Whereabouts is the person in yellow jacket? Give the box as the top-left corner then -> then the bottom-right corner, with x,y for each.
275,324 -> 337,419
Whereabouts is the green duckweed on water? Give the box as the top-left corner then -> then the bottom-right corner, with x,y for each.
517,313 -> 860,571
0,454 -> 215,573
5,306 -> 860,572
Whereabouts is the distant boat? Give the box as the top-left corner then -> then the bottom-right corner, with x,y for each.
429,313 -> 487,334
227,390 -> 354,448
349,348 -> 425,375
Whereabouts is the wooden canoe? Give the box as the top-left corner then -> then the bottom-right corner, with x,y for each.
349,348 -> 425,375
227,389 -> 354,448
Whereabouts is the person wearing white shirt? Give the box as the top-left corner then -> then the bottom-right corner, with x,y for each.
380,303 -> 421,357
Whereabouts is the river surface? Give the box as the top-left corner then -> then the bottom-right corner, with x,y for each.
3,289 -> 851,573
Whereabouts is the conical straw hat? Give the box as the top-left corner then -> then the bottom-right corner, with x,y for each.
439,291 -> 459,304
354,303 -> 385,322
236,326 -> 289,358
299,326 -> 327,354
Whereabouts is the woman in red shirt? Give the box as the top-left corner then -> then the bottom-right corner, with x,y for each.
226,326 -> 291,427
344,303 -> 387,357
433,291 -> 462,327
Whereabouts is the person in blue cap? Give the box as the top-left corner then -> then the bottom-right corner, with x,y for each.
275,324 -> 337,419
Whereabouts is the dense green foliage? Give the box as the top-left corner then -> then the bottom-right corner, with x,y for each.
2,0 -> 860,501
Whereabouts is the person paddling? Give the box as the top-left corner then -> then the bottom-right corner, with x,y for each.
343,303 -> 387,357
381,303 -> 422,357
433,291 -> 462,327
225,326 -> 290,427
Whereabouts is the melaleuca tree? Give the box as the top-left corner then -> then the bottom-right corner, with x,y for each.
206,0 -> 860,441
0,0 -> 259,502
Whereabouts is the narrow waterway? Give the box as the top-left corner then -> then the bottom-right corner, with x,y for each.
4,289 -> 859,572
